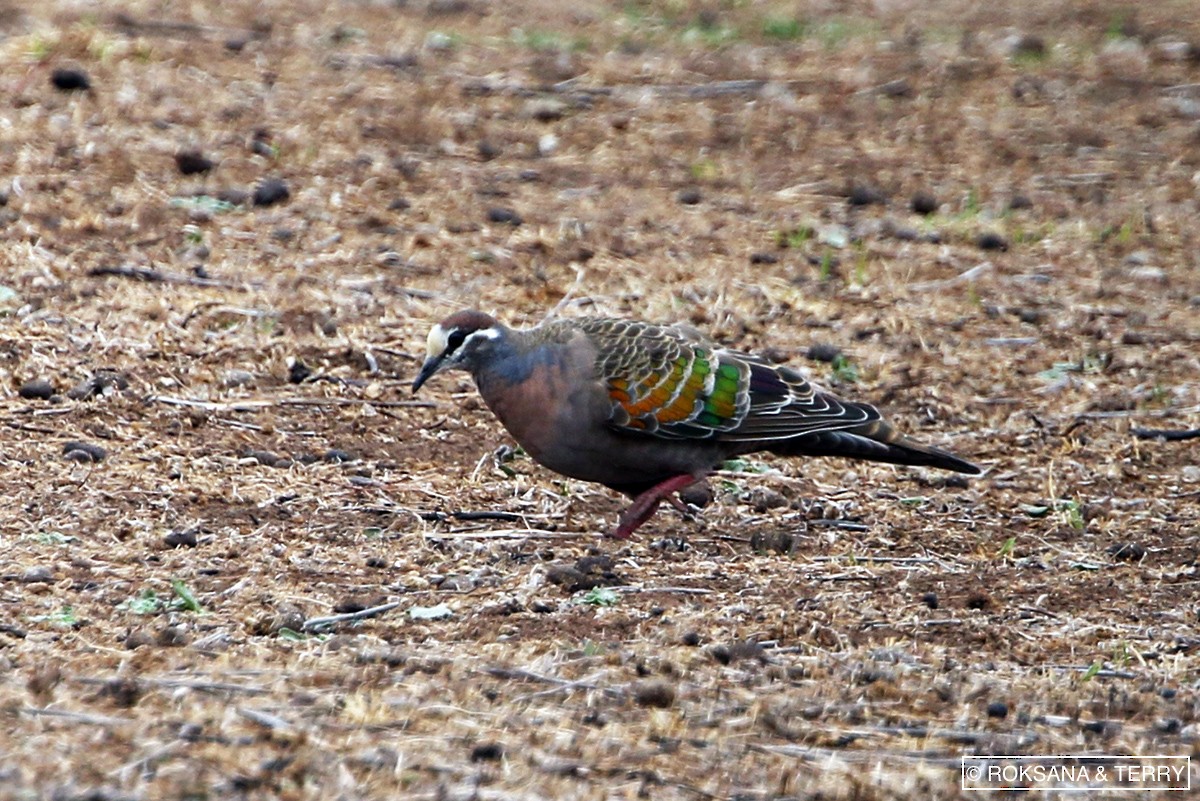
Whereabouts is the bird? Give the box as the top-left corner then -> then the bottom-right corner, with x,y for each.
412,310 -> 981,539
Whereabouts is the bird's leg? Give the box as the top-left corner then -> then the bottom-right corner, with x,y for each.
611,473 -> 704,539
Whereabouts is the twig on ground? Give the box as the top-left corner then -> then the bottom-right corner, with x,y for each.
89,264 -> 245,289
303,601 -> 402,632
1130,427 -> 1200,441
22,706 -> 132,726
237,707 -> 293,731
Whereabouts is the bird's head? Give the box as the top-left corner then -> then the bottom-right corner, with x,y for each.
411,310 -> 504,393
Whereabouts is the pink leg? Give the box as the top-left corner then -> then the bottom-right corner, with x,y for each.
611,473 -> 704,539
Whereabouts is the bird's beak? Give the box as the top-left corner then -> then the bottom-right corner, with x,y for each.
411,355 -> 443,394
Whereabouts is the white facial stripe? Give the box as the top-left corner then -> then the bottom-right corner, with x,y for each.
464,327 -> 500,344
425,324 -> 449,361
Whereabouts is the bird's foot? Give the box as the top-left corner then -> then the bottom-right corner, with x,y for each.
610,473 -> 704,539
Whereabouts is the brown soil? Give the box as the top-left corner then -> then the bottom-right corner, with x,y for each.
1,1 -> 1198,799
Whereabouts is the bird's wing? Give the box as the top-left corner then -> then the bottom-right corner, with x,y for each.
579,319 -> 879,442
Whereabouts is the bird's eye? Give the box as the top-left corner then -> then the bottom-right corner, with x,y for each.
446,329 -> 467,353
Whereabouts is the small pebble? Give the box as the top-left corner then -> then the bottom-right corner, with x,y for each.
63,441 -> 107,462
156,626 -> 189,647
287,360 -> 312,384
164,529 -> 198,548
477,140 -> 501,161
21,566 -> 54,584
1107,542 -> 1146,562
223,370 -> 255,388
323,448 -> 355,463
921,592 -> 939,609
986,701 -> 1009,719
18,379 -> 54,400
51,67 -> 91,92
633,680 -> 676,708
252,178 -> 290,207
965,592 -> 992,610
677,188 -> 702,205
530,600 -> 556,614
470,742 -> 504,762
487,207 -> 522,226
681,631 -> 701,647
244,449 -> 282,467
1008,194 -> 1033,210
525,98 -> 567,121
806,343 -> 843,363
388,197 -> 411,211
749,252 -> 779,265
976,232 -> 1008,251
848,184 -> 886,206
910,191 -> 938,215
175,150 -> 214,175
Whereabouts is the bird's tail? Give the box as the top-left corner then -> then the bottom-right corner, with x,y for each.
768,420 -> 981,475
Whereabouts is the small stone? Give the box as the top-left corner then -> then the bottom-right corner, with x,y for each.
525,98 -> 567,121
323,448 -> 355,463
749,252 -> 779,265
848,184 -> 886,206
677,188 -> 702,205
1004,33 -> 1045,59
806,343 -> 843,363
51,67 -> 90,92
18,379 -> 54,400
536,133 -> 558,156
633,680 -> 676,708
1008,194 -> 1033,211
518,169 -> 540,182
747,487 -> 787,513
921,592 -> 939,609
223,370 -> 255,388
214,187 -> 250,206
388,197 -> 411,211
1182,465 -> 1200,483
976,232 -> 1008,251
124,629 -> 154,650
471,742 -> 504,762
1129,266 -> 1167,283
20,566 -> 54,584
487,207 -> 522,226
681,631 -> 702,647
965,592 -> 992,610
911,191 -> 938,215
63,441 -> 107,462
477,140 -> 501,161
678,481 -> 713,509
1107,542 -> 1146,562
175,150 -> 214,175
164,529 -> 198,548
157,626 -> 189,647
288,360 -> 312,384
333,597 -> 372,614
66,372 -> 128,400
530,600 -> 556,614
986,701 -> 1009,719
750,530 -> 794,553
252,178 -> 290,207
244,449 -> 282,467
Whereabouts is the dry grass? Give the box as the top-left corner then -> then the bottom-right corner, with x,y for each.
1,0 -> 1199,798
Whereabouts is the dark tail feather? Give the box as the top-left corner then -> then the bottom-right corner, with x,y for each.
768,422 -> 981,475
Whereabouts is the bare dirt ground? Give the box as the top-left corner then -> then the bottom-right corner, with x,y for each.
1,0 -> 1199,798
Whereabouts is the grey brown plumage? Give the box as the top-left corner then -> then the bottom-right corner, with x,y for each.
413,310 -> 980,538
